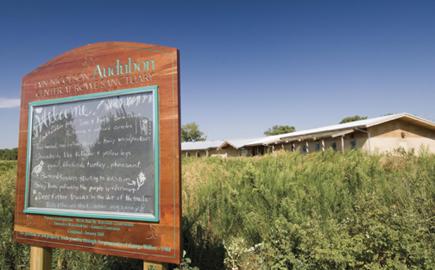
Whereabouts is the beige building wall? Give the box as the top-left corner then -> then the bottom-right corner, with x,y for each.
275,132 -> 368,154
342,131 -> 369,151
365,119 -> 435,154
273,122 -> 435,155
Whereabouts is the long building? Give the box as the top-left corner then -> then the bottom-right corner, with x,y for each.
181,113 -> 435,157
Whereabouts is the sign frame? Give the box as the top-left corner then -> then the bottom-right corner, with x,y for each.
23,85 -> 160,222
14,42 -> 182,264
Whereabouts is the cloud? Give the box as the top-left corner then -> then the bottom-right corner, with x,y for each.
0,98 -> 20,108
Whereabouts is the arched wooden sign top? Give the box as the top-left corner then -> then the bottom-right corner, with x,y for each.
14,42 -> 181,264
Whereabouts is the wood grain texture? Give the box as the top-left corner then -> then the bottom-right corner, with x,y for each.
30,246 -> 52,270
14,42 -> 181,264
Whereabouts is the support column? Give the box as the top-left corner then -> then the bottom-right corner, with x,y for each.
341,136 -> 345,153
30,246 -> 52,270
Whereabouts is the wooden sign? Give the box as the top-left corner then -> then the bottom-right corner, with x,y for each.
14,42 -> 181,264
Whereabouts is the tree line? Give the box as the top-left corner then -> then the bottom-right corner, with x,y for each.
0,148 -> 18,160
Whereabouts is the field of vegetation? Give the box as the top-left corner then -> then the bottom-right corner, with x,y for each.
0,151 -> 434,269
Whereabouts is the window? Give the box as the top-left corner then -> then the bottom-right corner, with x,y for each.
315,142 -> 321,151
351,139 -> 357,149
331,142 -> 337,151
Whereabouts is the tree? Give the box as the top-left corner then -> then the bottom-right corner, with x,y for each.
181,122 -> 206,142
339,115 -> 367,124
0,148 -> 18,160
264,125 -> 295,136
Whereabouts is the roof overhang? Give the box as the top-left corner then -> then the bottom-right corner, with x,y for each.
366,113 -> 435,131
280,128 -> 356,143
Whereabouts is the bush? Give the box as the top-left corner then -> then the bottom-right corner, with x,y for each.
0,148 -> 18,160
0,161 -> 143,270
1,151 -> 434,269
0,161 -> 29,269
182,151 -> 435,269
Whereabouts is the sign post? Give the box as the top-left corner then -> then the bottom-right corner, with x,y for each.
14,42 -> 181,266
30,246 -> 52,270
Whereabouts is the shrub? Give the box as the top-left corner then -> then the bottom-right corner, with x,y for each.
0,161 -> 29,269
182,151 -> 435,269
1,151 -> 434,269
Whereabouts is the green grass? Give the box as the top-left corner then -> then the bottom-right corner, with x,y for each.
182,151 -> 435,269
1,151 -> 434,269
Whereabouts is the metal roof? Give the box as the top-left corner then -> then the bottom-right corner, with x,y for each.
277,113 -> 435,143
277,129 -> 355,143
182,138 -> 269,151
181,140 -> 224,151
222,138 -> 265,149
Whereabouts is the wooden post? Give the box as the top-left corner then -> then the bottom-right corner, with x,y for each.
30,246 -> 52,270
341,136 -> 345,153
143,261 -> 168,270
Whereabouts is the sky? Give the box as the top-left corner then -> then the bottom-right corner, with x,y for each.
0,0 -> 434,148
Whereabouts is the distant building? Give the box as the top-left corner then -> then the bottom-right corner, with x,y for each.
181,113 -> 435,157
182,138 -> 268,157
182,140 -> 225,157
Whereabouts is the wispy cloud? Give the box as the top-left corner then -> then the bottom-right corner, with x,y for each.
0,98 -> 20,108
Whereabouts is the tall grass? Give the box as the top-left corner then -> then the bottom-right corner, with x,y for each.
0,151 -> 434,269
182,151 -> 435,269
0,161 -> 29,269
0,160 -> 143,270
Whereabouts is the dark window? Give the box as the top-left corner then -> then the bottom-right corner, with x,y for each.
351,139 -> 357,149
315,142 -> 321,151
331,142 -> 337,151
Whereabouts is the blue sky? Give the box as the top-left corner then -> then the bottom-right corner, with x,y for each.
1,0 -> 434,148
